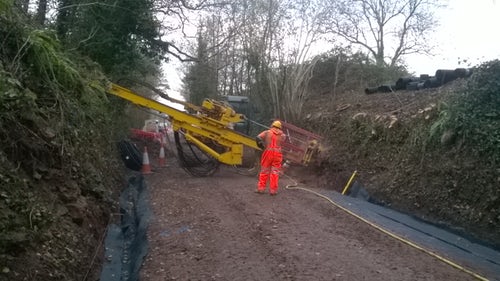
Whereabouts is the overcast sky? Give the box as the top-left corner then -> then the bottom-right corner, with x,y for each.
163,0 -> 500,100
406,0 -> 500,75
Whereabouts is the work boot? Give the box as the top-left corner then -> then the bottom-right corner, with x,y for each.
269,192 -> 277,196
255,189 -> 265,194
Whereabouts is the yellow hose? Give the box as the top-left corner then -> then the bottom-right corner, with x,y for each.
283,175 -> 490,281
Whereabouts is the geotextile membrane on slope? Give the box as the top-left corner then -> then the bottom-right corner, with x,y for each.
100,174 -> 151,281
330,185 -> 500,280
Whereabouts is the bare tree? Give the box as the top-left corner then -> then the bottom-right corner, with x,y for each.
321,0 -> 444,67
266,0 -> 324,121
270,57 -> 319,121
166,0 -> 327,121
153,0 -> 234,62
35,0 -> 47,25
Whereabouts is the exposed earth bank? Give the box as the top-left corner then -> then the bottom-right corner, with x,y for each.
299,77 -> 500,250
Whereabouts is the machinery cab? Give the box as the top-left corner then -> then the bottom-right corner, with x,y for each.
226,95 -> 252,135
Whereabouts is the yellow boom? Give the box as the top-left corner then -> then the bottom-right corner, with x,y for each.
106,83 -> 260,165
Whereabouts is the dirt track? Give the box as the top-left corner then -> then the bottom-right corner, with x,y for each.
137,162 -> 478,281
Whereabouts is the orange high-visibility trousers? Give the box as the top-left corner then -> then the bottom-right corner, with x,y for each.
257,149 -> 283,194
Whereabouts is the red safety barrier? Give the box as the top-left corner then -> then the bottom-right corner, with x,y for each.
130,128 -> 163,143
280,121 -> 322,166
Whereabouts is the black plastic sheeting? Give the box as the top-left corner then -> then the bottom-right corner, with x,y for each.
365,68 -> 473,94
341,183 -> 500,280
100,174 -> 151,281
345,181 -> 371,201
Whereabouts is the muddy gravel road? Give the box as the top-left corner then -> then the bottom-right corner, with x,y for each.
138,164 -> 479,281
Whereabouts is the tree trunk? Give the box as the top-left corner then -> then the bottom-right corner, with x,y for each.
56,0 -> 73,39
35,0 -> 47,25
332,55 -> 342,98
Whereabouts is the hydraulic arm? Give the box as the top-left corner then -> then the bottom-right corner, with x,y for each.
106,82 -> 260,166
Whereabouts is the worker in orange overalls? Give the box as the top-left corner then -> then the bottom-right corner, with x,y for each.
255,120 -> 286,196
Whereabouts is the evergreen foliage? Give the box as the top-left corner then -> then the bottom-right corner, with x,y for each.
0,2 -> 130,278
431,60 -> 500,164
183,33 -> 219,105
55,0 -> 166,78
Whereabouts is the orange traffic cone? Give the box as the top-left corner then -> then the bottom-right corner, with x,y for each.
141,146 -> 153,174
161,134 -> 168,147
158,144 -> 166,167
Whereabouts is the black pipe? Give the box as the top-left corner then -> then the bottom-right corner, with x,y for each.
423,77 -> 441,88
395,77 -> 419,90
406,81 -> 420,91
377,84 -> 394,93
435,69 -> 458,84
420,74 -> 430,80
454,68 -> 473,78
365,87 -> 379,94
